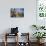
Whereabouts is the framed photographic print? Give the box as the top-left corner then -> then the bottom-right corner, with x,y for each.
10,8 -> 24,17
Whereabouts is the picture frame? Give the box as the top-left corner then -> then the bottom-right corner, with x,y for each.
10,8 -> 24,17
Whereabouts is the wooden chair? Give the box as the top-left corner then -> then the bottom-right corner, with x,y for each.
4,33 -> 18,46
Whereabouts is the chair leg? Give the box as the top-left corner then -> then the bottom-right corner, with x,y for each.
4,41 -> 7,46
16,34 -> 18,46
4,33 -> 7,46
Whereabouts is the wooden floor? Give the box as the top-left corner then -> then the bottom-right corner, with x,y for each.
0,42 -> 46,46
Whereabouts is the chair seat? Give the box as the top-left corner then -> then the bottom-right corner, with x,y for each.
6,33 -> 17,36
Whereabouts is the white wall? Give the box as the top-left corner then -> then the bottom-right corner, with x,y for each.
0,0 -> 36,42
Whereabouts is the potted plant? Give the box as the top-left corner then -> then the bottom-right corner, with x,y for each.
33,32 -> 46,43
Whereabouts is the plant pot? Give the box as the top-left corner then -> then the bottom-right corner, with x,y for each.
37,39 -> 45,44
37,39 -> 40,43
